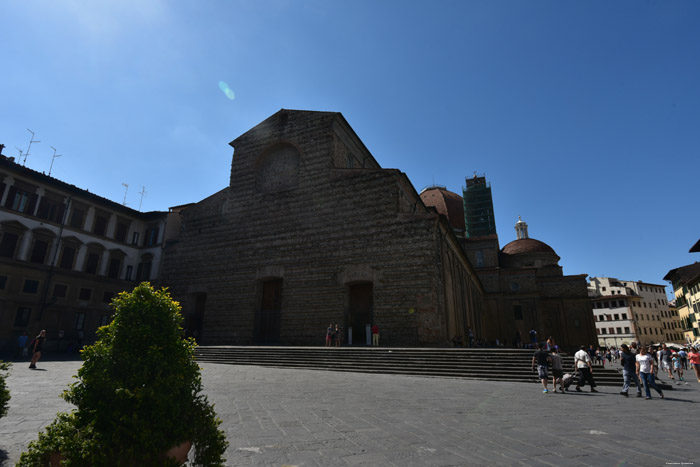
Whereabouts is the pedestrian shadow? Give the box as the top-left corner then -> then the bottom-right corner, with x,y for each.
0,447 -> 8,464
659,396 -> 696,403
29,368 -> 47,371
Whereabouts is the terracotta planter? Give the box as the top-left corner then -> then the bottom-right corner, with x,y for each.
49,440 -> 192,465
165,440 -> 193,463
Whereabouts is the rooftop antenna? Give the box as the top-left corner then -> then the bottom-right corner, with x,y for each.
48,146 -> 62,177
138,185 -> 147,211
23,129 -> 40,166
15,147 -> 24,162
121,183 -> 129,206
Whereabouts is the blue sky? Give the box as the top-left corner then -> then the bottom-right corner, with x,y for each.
2,1 -> 699,292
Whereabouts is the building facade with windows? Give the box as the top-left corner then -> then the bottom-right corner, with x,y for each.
664,261 -> 700,345
588,277 -> 682,347
0,152 -> 172,351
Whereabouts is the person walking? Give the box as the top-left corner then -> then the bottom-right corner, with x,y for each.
678,348 -> 688,370
467,326 -> 475,347
619,344 -> 642,398
550,347 -> 564,392
531,343 -> 551,393
29,330 -> 46,369
334,323 -> 341,347
371,324 -> 379,346
529,329 -> 538,348
16,331 -> 29,359
660,344 -> 674,381
325,324 -> 333,347
636,346 -> 664,400
672,352 -> 684,383
688,347 -> 700,382
574,345 -> 598,393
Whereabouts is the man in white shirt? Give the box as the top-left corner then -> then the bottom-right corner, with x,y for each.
636,346 -> 664,400
574,345 -> 598,393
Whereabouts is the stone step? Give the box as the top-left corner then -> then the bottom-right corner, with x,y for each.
194,346 -> 625,386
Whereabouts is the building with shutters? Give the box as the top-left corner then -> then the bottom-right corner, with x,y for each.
0,149 -> 172,351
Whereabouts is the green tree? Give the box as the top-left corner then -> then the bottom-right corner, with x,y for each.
18,283 -> 227,466
0,360 -> 10,419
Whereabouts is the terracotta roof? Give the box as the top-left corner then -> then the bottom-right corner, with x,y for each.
501,238 -> 557,256
419,187 -> 465,231
664,262 -> 700,282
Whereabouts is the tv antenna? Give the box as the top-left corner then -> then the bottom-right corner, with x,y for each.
121,183 -> 129,206
23,129 -> 40,166
15,147 -> 24,162
138,185 -> 147,211
48,146 -> 62,177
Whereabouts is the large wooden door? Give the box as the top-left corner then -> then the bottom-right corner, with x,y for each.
347,283 -> 372,345
255,279 -> 282,344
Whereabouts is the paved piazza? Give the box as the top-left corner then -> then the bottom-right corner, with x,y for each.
1,360 -> 698,466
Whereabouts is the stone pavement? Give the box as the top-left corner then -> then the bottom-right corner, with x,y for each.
1,360 -> 699,466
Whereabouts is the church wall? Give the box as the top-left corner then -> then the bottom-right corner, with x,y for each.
160,111 -> 477,347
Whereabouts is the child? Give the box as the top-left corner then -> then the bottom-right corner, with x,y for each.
672,352 -> 684,383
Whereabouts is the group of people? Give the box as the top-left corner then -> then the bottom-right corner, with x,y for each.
15,329 -> 47,370
532,339 -> 700,399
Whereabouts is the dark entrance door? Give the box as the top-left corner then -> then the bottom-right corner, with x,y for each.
255,279 -> 282,344
185,293 -> 206,342
347,283 -> 372,345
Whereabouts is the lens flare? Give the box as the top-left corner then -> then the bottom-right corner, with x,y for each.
218,81 -> 235,100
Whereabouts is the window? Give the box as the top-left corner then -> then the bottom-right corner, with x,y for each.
596,328 -> 601,335
107,257 -> 121,279
115,221 -> 129,242
36,196 -> 65,223
78,288 -> 92,301
624,326 -> 630,333
14,307 -> 31,327
136,255 -> 153,281
59,246 -> 76,269
5,184 -> 37,214
53,284 -> 67,298
599,315 -> 605,321
132,232 -> 140,245
616,327 -> 622,334
73,312 -> 86,330
475,250 -> 484,268
125,265 -> 133,281
608,327 -> 615,334
93,213 -> 109,236
85,252 -> 100,274
614,314 -> 619,320
69,206 -> 86,229
621,313 -> 627,319
601,328 -> 607,334
0,232 -> 19,258
23,279 -> 39,294
29,239 -> 50,264
145,227 -> 160,246
513,305 -> 523,320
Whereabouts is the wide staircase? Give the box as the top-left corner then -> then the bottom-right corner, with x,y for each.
194,346 -> 625,387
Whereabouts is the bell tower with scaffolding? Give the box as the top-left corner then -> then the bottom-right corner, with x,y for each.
462,173 -> 497,238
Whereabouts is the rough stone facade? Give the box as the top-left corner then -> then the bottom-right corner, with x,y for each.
159,110 -> 485,347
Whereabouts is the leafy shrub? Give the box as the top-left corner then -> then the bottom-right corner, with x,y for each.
18,283 -> 227,466
0,361 -> 10,419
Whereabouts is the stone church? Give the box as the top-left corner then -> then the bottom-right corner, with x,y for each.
159,110 -> 486,347
421,181 -> 596,350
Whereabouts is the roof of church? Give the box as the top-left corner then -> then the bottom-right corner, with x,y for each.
419,186 -> 465,231
501,237 -> 558,256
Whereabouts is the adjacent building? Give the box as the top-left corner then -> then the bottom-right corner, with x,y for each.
421,179 -> 596,351
664,258 -> 700,345
588,277 -> 682,347
0,151 -> 172,351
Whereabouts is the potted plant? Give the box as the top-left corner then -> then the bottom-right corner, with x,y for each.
18,283 -> 228,466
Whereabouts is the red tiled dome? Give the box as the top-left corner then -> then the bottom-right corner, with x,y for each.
501,238 -> 557,256
420,187 -> 465,231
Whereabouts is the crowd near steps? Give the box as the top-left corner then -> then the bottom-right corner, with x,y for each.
194,346 -> 627,387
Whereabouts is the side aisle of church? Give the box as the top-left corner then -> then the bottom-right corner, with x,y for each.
159,110 -> 486,347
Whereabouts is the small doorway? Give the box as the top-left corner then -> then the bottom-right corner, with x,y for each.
255,279 -> 283,344
185,293 -> 206,342
346,283 -> 372,346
